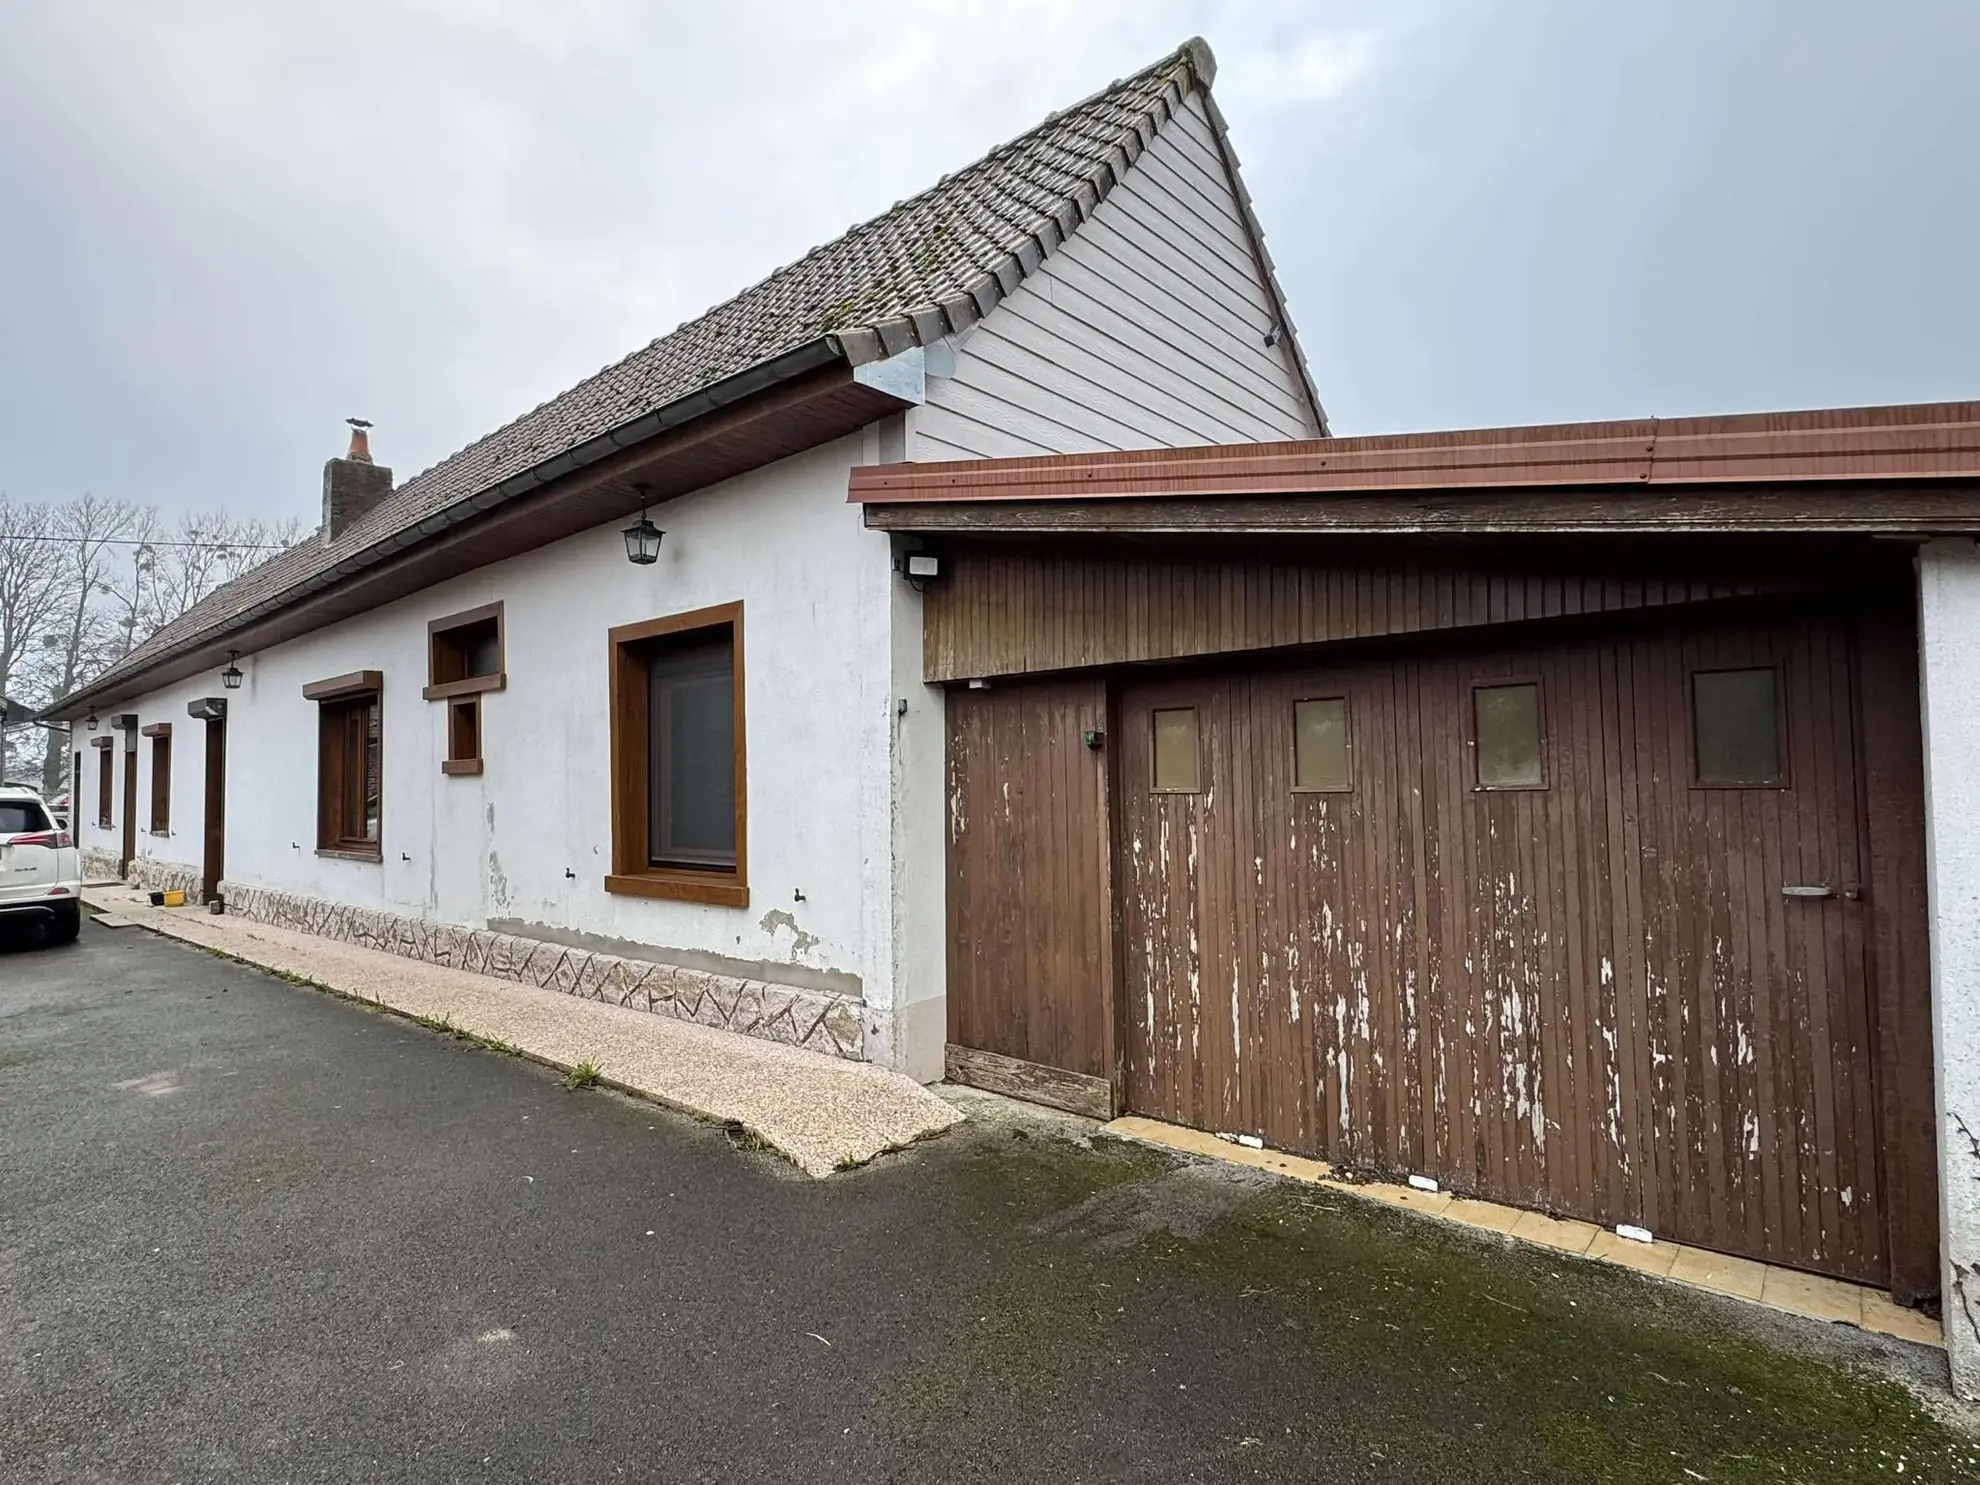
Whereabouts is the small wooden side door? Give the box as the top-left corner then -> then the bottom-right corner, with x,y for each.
944,678 -> 1118,1115
119,742 -> 137,876
201,716 -> 227,902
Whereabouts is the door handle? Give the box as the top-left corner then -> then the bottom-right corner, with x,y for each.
1781,884 -> 1834,899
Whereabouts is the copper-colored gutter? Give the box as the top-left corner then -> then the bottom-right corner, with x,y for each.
850,400 -> 1980,505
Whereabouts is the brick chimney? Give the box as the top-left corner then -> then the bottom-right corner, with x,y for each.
323,418 -> 393,540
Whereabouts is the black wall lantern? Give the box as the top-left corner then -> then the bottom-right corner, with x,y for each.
86,710 -> 98,732
622,482 -> 664,566
221,651 -> 244,690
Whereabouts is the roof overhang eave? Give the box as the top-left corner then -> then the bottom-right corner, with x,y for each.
50,335 -> 852,721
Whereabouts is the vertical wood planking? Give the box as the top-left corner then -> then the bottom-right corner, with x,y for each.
1114,605 -> 1903,1285
946,679 -> 1111,1080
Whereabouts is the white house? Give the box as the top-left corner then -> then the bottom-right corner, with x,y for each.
48,30 -> 1980,1397
54,38 -> 1323,1081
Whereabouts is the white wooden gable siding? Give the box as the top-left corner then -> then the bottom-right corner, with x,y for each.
912,90 -> 1318,462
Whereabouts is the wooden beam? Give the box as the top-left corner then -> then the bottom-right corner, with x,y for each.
945,1044 -> 1115,1120
302,670 -> 383,703
863,487 -> 1980,537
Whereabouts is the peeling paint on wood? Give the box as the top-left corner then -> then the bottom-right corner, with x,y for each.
1115,611 -> 1908,1286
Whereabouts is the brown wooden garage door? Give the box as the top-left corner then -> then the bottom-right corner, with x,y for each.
1118,611 -> 1893,1282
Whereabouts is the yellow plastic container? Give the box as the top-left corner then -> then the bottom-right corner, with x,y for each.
161,890 -> 186,908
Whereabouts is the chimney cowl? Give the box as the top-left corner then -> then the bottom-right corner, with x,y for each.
323,419 -> 392,540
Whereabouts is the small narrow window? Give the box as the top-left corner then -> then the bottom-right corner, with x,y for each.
96,745 -> 113,829
1693,667 -> 1782,786
425,603 -> 506,696
1474,682 -> 1544,789
305,672 -> 384,859
1151,707 -> 1200,793
1293,697 -> 1350,792
146,729 -> 172,833
442,697 -> 483,776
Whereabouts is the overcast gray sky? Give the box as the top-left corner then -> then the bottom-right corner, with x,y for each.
0,0 -> 1973,523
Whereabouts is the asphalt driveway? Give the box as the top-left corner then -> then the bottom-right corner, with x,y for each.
2,921 -> 1973,1483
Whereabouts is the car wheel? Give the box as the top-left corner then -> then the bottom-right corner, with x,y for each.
47,902 -> 81,946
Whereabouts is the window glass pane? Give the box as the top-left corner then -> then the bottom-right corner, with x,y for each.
1475,683 -> 1543,788
362,702 -> 381,841
1293,697 -> 1350,791
450,699 -> 480,762
649,637 -> 736,868
150,737 -> 170,831
1151,707 -> 1200,792
1694,668 -> 1780,785
465,625 -> 501,678
0,802 -> 50,833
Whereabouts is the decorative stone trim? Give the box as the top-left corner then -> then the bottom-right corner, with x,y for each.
80,848 -> 124,883
128,858 -> 203,898
218,880 -> 866,1060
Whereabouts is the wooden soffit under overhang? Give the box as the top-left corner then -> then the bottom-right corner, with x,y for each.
69,365 -> 911,713
854,400 -> 1980,536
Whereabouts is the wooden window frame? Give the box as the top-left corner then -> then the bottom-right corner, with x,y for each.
307,672 -> 384,861
1290,694 -> 1353,794
1149,706 -> 1202,794
1689,662 -> 1791,791
142,723 -> 172,834
442,694 -> 483,776
424,601 -> 507,701
93,737 -> 114,828
606,601 -> 748,907
1468,676 -> 1549,792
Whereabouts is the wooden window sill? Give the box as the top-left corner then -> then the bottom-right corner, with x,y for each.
316,847 -> 383,863
440,758 -> 484,776
147,828 -> 171,837
422,673 -> 506,702
604,870 -> 749,908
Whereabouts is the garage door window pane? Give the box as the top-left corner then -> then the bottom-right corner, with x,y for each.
1475,683 -> 1543,788
1694,668 -> 1781,785
1293,697 -> 1350,791
1152,708 -> 1200,792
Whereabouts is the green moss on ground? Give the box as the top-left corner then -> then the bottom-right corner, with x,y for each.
883,1132 -> 1976,1483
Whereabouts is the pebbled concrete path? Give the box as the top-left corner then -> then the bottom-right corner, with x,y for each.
82,884 -> 960,1175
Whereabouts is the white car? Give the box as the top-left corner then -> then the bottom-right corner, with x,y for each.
0,783 -> 82,945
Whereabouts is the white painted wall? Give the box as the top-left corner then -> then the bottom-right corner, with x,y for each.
1918,537 -> 1980,1398
76,670 -> 218,880
912,88 -> 1320,461
87,435 -> 946,1071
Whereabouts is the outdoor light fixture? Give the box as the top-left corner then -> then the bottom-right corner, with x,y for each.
900,550 -> 942,592
86,710 -> 98,732
622,483 -> 664,566
221,651 -> 244,691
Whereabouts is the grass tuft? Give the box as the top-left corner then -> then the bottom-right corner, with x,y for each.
563,1058 -> 602,1091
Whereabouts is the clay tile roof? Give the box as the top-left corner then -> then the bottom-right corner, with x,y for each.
83,38 -> 1242,703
